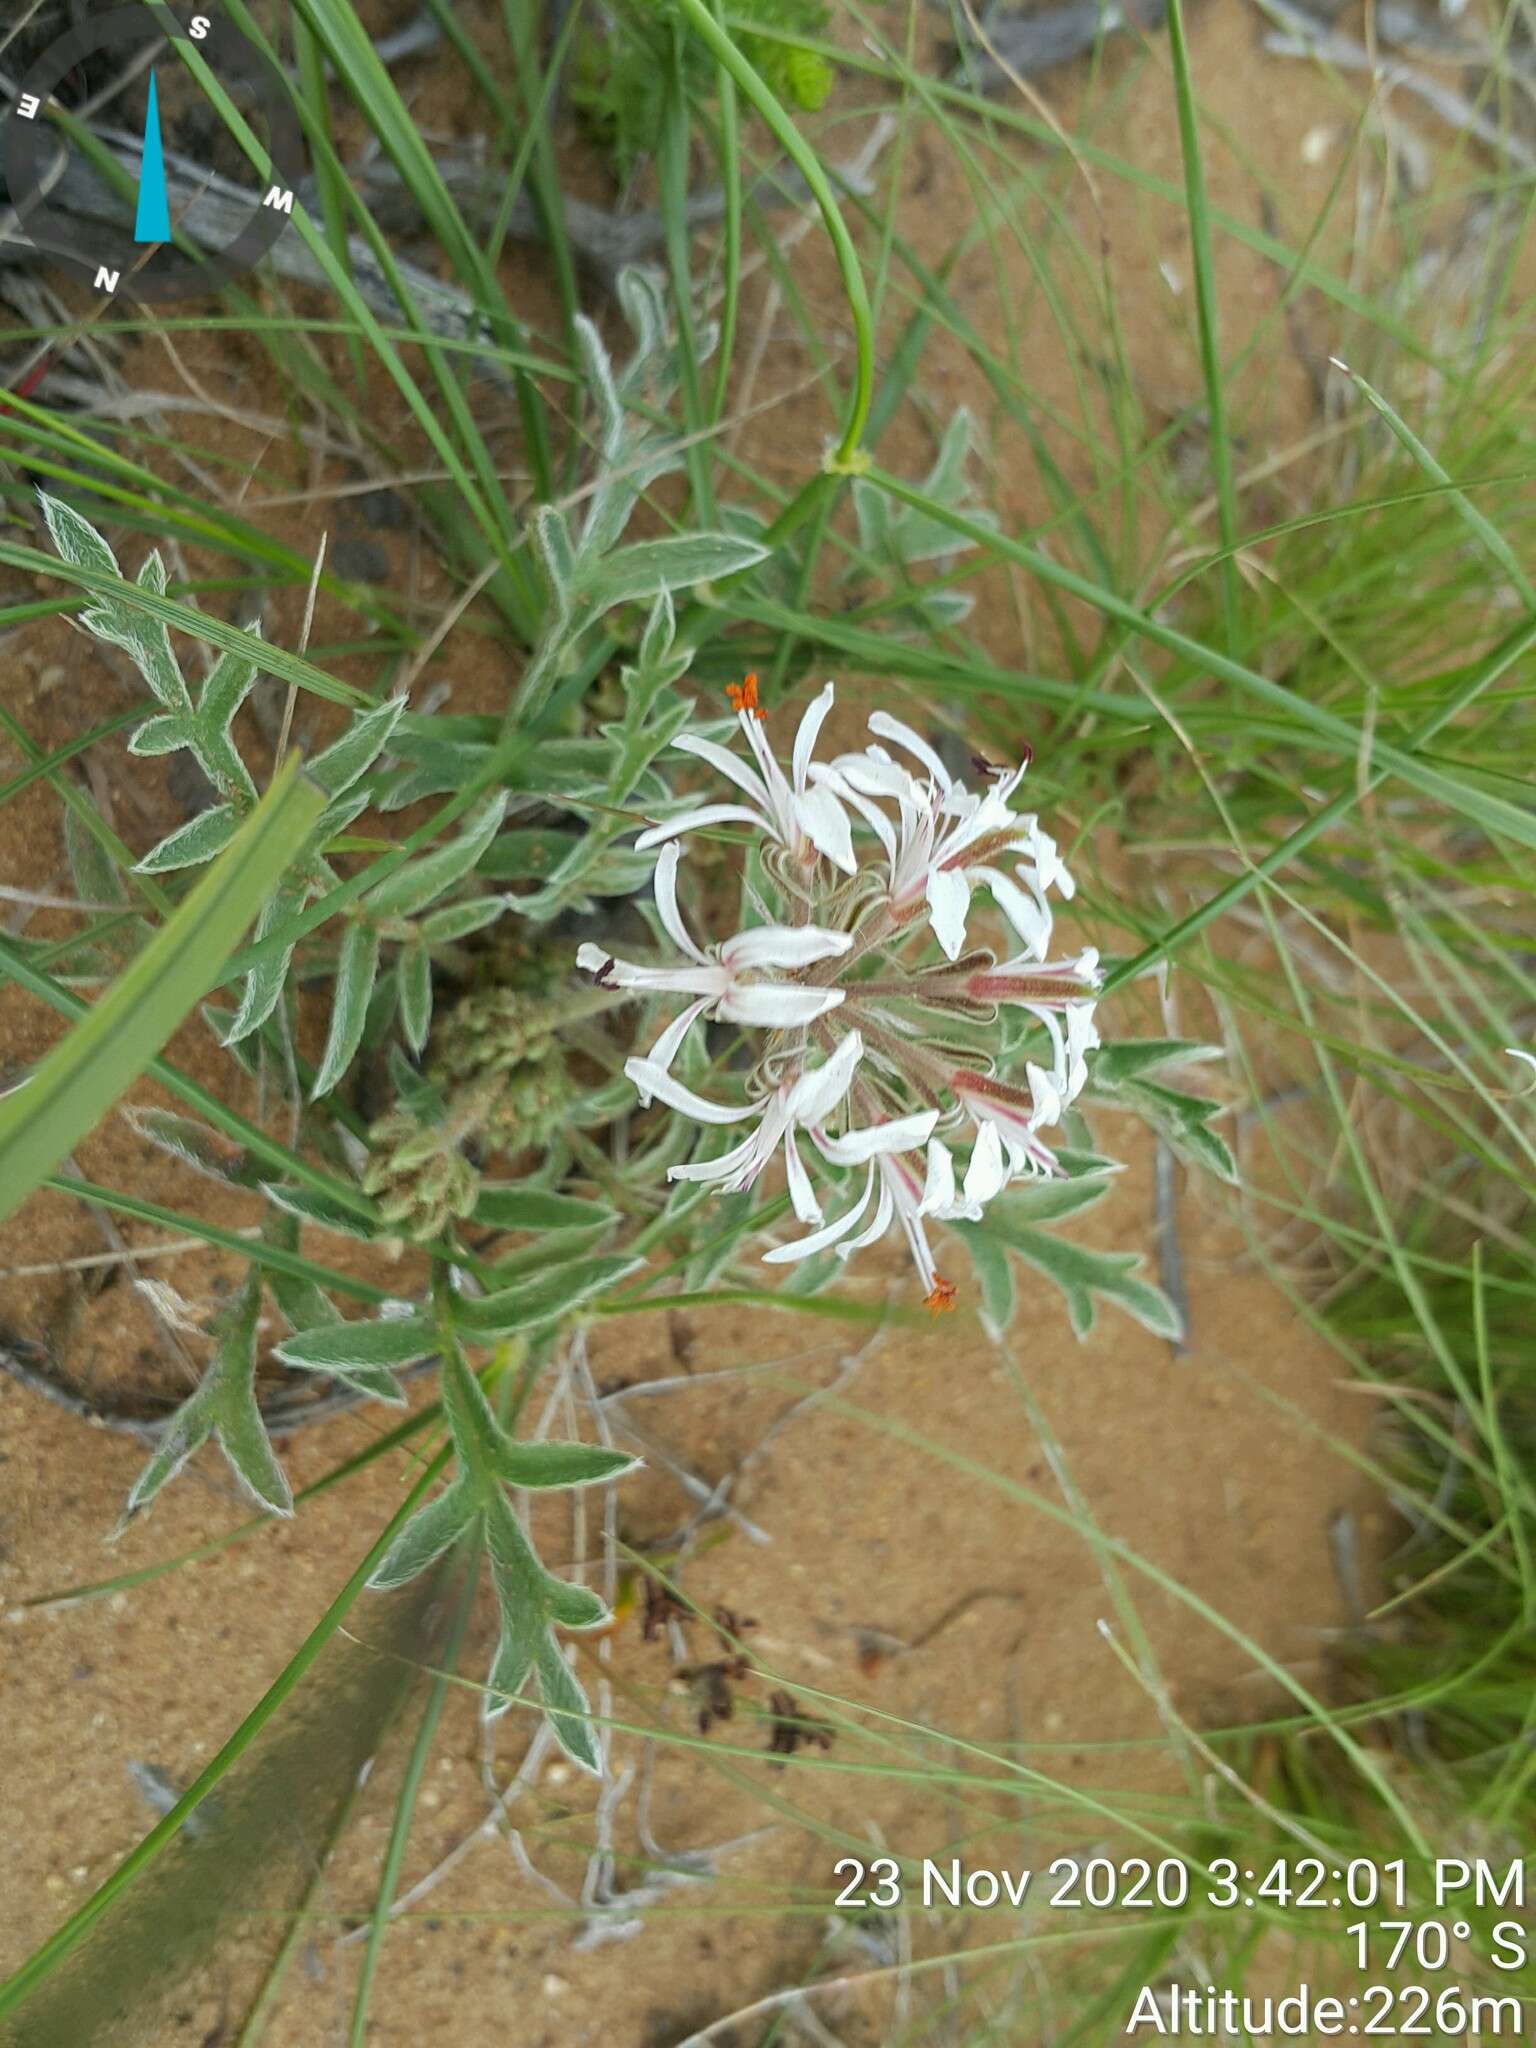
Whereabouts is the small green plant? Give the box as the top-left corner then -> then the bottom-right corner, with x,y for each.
572,0 -> 833,180
10,273 -> 1225,1776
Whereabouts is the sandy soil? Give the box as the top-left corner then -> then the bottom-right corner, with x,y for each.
0,0 -> 1494,2037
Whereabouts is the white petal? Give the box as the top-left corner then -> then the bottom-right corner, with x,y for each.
961,1120 -> 1009,1205
717,984 -> 847,1027
1507,1046 -> 1536,1076
786,1029 -> 863,1124
782,1131 -> 823,1224
652,842 -> 709,965
917,1138 -> 956,1215
1026,1060 -> 1064,1127
819,1108 -> 938,1165
792,681 -> 836,794
835,1178 -> 895,1259
624,1058 -> 756,1123
994,757 -> 1030,804
831,751 -> 914,801
1066,1002 -> 1101,1069
673,732 -> 772,809
1028,1005 -> 1067,1085
722,923 -> 852,970
979,865 -> 1053,959
937,787 -> 1012,862
925,865 -> 972,962
812,762 -> 896,860
667,1135 -> 762,1185
635,802 -> 772,851
762,1169 -> 875,1263
868,711 -> 952,789
644,998 -> 710,1075
795,782 -> 857,874
1027,823 -> 1075,899
740,711 -> 796,841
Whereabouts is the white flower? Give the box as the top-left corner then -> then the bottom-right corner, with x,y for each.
577,843 -> 849,1075
655,1030 -> 870,1223
832,713 -> 1074,962
766,1127 -> 958,1309
580,681 -> 1116,1306
1032,1000 -> 1101,1113
948,1068 -> 1066,1179
635,675 -> 857,872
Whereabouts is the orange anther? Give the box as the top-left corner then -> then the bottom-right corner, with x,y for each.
726,672 -> 763,718
924,1277 -> 958,1314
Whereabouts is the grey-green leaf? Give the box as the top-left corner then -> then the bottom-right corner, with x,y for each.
417,896 -> 509,945
543,1578 -> 608,1630
134,803 -> 240,874
260,1180 -> 378,1239
398,937 -> 432,1053
470,1187 -> 616,1233
367,1481 -> 476,1590
452,1254 -> 641,1337
126,1268 -> 291,1519
493,1441 -> 639,1492
990,1222 -> 1183,1343
311,920 -> 382,1097
578,532 -> 769,611
535,1637 -> 600,1774
121,1106 -> 254,1185
224,877 -> 307,1044
308,697 -> 407,797
361,795 -> 508,919
124,1401 -> 214,1521
275,1312 -> 438,1372
39,491 -> 119,581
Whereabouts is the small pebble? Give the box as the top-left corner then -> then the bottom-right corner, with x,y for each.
1301,123 -> 1335,164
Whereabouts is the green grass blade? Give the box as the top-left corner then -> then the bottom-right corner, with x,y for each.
0,758 -> 325,1228
1163,0 -> 1241,656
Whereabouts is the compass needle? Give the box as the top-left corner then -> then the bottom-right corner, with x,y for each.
7,6 -> 303,299
134,70 -> 171,245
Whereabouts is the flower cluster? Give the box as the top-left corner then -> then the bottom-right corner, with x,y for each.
578,677 -> 1102,1308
